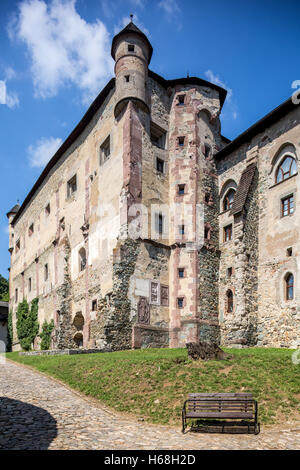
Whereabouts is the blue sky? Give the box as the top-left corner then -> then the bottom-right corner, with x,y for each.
0,0 -> 300,278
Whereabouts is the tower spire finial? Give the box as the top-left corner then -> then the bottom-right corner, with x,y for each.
130,13 -> 134,22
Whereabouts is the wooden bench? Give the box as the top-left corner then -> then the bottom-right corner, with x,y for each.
182,393 -> 260,434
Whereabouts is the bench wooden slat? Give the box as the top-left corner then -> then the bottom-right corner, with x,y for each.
185,412 -> 254,419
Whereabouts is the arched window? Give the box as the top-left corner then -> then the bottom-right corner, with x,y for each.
276,156 -> 297,183
223,189 -> 235,211
79,247 -> 86,272
226,289 -> 233,313
285,273 -> 294,300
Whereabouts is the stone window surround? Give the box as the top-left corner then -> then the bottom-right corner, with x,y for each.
99,134 -> 112,167
278,188 -> 296,219
223,223 -> 233,243
177,296 -> 185,309
278,268 -> 297,305
153,154 -> 167,177
225,287 -> 235,314
285,272 -> 294,301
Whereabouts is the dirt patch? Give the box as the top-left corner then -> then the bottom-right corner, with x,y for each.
218,365 -> 233,375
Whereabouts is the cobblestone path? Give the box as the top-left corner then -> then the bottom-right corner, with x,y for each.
0,361 -> 299,450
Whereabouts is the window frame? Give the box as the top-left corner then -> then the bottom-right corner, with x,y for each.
281,194 -> 294,217
285,273 -> 294,301
223,224 -> 232,242
226,289 -> 234,313
67,174 -> 77,198
100,135 -> 111,165
275,155 -> 297,184
223,189 -> 236,212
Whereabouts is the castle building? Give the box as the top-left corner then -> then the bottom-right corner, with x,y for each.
7,22 -> 300,351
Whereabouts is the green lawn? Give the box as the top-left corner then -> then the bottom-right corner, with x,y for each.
6,348 -> 300,426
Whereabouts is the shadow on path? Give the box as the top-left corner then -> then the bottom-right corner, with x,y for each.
0,397 -> 57,450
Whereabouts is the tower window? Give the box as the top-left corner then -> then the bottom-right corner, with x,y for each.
15,288 -> 18,303
128,44 -> 135,52
287,247 -> 293,257
28,223 -> 34,237
177,94 -> 185,105
15,239 -> 20,253
177,297 -> 184,308
179,224 -> 185,235
281,194 -> 294,217
227,267 -> 233,278
178,184 -> 185,195
178,136 -> 185,147
224,224 -> 232,242
79,247 -> 87,272
45,203 -> 50,216
67,175 -> 77,198
28,277 -> 32,292
44,264 -> 49,281
226,290 -> 233,313
285,273 -> 294,300
204,144 -> 211,159
92,300 -> 97,311
124,75 -> 130,83
150,121 -> 166,149
100,136 -> 111,165
178,268 -> 185,278
156,158 -> 164,173
204,225 -> 211,240
155,213 -> 164,235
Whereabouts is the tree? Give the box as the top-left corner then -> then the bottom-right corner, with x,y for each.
40,320 -> 54,350
0,274 -> 9,301
16,298 -> 39,351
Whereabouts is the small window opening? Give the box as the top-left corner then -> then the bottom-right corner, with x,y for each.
178,136 -> 185,147
15,239 -> 20,253
177,297 -> 184,309
67,175 -> 77,198
179,224 -> 185,235
178,268 -> 185,278
45,203 -> 50,216
92,300 -> 97,311
128,44 -> 135,52
287,247 -> 293,257
28,278 -> 32,292
178,184 -> 185,195
79,247 -> 87,272
177,94 -> 185,105
286,273 -> 294,300
28,223 -> 34,237
204,144 -> 211,159
204,226 -> 211,240
44,263 -> 49,281
156,158 -> 164,173
150,121 -> 166,149
100,136 -> 111,165
226,290 -> 233,313
224,224 -> 232,242
15,288 -> 18,303
227,267 -> 233,278
124,75 -> 130,83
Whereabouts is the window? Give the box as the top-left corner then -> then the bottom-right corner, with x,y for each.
100,136 -> 111,165
178,268 -> 185,278
156,157 -> 164,173
287,247 -> 293,257
128,44 -> 135,52
281,194 -> 294,217
28,278 -> 32,292
177,94 -> 185,105
276,156 -> 297,183
227,267 -> 233,278
223,189 -> 235,211
45,203 -> 50,216
150,122 -> 166,149
178,136 -> 185,147
155,213 -> 164,235
204,225 -> 211,240
15,239 -> 20,253
204,193 -> 211,204
44,264 -> 49,281
177,297 -> 184,308
15,288 -> 18,303
226,290 -> 233,313
179,224 -> 185,235
79,247 -> 87,272
178,184 -> 185,195
28,223 -> 34,236
124,75 -> 130,83
285,273 -> 294,300
67,175 -> 77,198
204,144 -> 211,159
224,224 -> 232,242
92,300 -> 97,311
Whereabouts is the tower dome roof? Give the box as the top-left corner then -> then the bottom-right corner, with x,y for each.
111,21 -> 153,64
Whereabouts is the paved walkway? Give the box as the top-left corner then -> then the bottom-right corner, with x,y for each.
0,360 -> 299,450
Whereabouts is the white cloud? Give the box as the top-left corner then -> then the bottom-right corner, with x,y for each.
205,69 -> 238,122
158,0 -> 180,16
28,137 -> 63,168
0,80 -> 19,109
10,0 -> 114,103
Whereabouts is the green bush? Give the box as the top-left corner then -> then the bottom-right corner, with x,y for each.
16,298 -> 39,351
40,320 -> 54,350
0,274 -> 9,301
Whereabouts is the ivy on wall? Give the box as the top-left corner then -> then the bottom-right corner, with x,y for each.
40,320 -> 54,350
16,298 -> 39,351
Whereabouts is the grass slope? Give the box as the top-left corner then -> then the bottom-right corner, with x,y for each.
7,348 -> 300,426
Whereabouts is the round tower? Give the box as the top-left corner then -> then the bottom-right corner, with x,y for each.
111,19 -> 153,117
